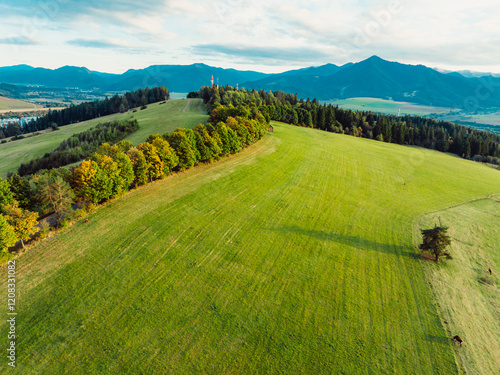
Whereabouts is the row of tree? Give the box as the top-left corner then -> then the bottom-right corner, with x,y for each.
199,86 -> 500,163
0,97 -> 270,252
19,86 -> 169,133
18,119 -> 140,176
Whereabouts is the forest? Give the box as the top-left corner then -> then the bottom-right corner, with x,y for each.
17,119 -> 140,176
198,86 -> 500,164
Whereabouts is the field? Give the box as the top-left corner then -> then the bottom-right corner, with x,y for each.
327,97 -> 458,116
0,99 -> 207,177
1,123 -> 499,373
416,197 -> 500,374
0,96 -> 42,113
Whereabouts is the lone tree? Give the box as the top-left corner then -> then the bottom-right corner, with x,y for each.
419,226 -> 451,262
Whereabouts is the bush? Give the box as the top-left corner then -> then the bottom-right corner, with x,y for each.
58,218 -> 71,229
74,208 -> 87,220
37,220 -> 51,239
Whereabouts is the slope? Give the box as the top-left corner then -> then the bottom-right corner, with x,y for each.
0,99 -> 208,177
2,123 -> 499,373
0,96 -> 41,112
416,198 -> 500,375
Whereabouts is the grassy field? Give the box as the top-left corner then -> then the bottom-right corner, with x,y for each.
416,197 -> 500,375
0,96 -> 42,112
1,123 -> 499,373
0,99 -> 207,177
328,97 -> 458,116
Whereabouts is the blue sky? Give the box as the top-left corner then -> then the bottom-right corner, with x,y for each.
0,0 -> 499,74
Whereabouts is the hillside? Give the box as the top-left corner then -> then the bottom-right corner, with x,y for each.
0,99 -> 207,178
0,96 -> 41,112
1,123 -> 499,373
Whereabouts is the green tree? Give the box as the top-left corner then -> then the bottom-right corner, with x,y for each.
8,174 -> 34,210
0,177 -> 15,212
165,129 -> 197,171
3,201 -> 39,248
90,153 -> 121,198
138,143 -> 164,181
0,214 -> 17,252
34,175 -> 75,226
127,147 -> 148,186
150,137 -> 179,174
419,226 -> 452,262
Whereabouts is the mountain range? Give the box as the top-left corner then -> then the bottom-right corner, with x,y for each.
1,56 -> 500,109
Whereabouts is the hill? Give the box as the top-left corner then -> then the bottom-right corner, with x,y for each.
0,99 -> 208,178
1,123 -> 499,373
0,64 -> 268,92
243,56 -> 500,108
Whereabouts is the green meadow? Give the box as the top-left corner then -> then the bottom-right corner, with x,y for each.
0,96 -> 41,112
0,99 -> 207,177
329,97 -> 458,116
417,197 -> 500,374
1,123 -> 499,373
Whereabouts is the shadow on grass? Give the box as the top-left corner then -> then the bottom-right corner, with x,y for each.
268,226 -> 416,258
425,334 -> 451,345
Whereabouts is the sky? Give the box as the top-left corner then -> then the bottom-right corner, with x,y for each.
1,0 -> 499,74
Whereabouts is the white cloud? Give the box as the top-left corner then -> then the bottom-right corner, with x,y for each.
1,0 -> 500,74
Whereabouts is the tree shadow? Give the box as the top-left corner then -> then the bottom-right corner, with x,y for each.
268,226 -> 416,258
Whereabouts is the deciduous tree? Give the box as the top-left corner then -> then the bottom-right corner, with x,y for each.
0,214 -> 17,252
3,201 -> 39,248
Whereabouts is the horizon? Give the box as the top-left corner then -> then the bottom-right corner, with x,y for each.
1,1 -> 499,75
2,55 -> 500,77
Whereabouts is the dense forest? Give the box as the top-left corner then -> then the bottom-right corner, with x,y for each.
17,119 -> 140,176
197,86 -> 500,164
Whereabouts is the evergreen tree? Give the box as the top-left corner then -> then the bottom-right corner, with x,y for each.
419,226 -> 452,262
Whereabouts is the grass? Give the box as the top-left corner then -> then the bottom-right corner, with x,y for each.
327,97 -> 458,116
0,96 -> 42,112
416,197 -> 500,374
0,99 -> 208,177
1,123 -> 500,373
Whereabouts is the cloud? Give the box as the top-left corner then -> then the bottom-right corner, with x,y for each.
65,38 -> 154,54
0,36 -> 39,45
192,44 -> 333,65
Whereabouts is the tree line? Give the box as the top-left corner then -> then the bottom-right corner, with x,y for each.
0,93 -> 270,253
17,119 -> 140,176
18,86 -> 169,134
197,86 -> 500,164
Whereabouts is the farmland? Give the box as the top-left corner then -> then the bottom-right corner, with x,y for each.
0,99 -> 207,177
1,123 -> 499,373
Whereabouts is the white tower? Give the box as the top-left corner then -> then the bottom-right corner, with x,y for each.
211,75 -> 214,87
217,77 -> 219,89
